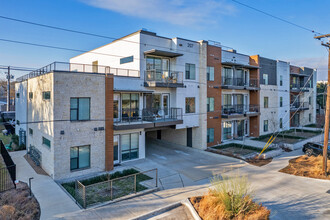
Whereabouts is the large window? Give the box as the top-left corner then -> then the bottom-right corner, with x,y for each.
207,128 -> 214,143
42,91 -> 51,100
207,66 -> 214,81
185,97 -> 195,113
70,145 -> 90,170
42,137 -> 51,148
122,93 -> 139,121
264,97 -> 269,108
223,121 -> 232,140
185,63 -> 196,80
280,97 -> 283,107
207,97 -> 214,112
264,120 -> 268,132
121,133 -> 139,161
70,98 -> 90,121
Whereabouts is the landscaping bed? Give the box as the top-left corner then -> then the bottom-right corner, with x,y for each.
190,174 -> 270,220
62,168 -> 154,207
279,155 -> 330,180
0,182 -> 40,220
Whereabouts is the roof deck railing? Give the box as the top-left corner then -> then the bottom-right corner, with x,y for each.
16,62 -> 140,82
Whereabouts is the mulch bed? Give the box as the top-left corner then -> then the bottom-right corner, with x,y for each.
279,155 -> 330,180
24,154 -> 48,176
0,182 -> 40,220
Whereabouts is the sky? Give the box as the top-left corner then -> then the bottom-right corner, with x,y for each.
0,0 -> 329,80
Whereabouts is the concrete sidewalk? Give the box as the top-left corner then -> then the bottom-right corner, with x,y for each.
10,151 -> 80,220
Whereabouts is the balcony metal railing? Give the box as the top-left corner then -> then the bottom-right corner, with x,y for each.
221,77 -> 259,88
221,104 -> 259,115
16,62 -> 140,82
114,107 -> 183,124
290,102 -> 309,109
290,83 -> 305,90
145,69 -> 183,84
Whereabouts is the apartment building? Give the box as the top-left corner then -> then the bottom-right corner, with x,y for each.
15,30 -> 207,180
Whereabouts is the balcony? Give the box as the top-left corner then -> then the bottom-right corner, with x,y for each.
144,70 -> 184,88
290,83 -> 309,92
113,107 -> 183,130
221,104 -> 260,118
290,102 -> 309,111
221,77 -> 259,90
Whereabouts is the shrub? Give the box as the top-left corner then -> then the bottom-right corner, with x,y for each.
11,134 -> 19,146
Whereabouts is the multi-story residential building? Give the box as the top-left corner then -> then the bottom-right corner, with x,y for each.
15,30 -> 207,180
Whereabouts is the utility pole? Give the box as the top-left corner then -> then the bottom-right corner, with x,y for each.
314,34 -> 330,175
6,66 -> 10,111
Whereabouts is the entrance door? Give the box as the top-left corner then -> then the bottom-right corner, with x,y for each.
187,128 -> 192,147
162,94 -> 169,117
113,135 -> 120,164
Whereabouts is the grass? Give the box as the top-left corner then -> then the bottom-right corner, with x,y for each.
62,168 -> 154,207
190,173 -> 270,220
280,155 -> 330,180
213,143 -> 274,153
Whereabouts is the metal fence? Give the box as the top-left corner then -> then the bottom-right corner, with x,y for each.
0,140 -> 16,192
75,168 -> 158,208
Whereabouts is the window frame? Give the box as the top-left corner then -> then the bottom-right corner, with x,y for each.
120,133 -> 139,161
70,97 -> 91,121
16,93 -> 20,98
280,97 -> 283,107
185,63 -> 196,80
207,128 -> 214,143
42,137 -> 51,148
70,145 -> 91,171
207,97 -> 214,112
309,97 -> 312,105
264,97 -> 269,108
280,118 -> 283,129
309,113 -> 312,122
264,120 -> 268,132
263,74 -> 268,85
280,75 -> 283,86
29,92 -> 33,99
207,66 -> 214,81
42,91 -> 51,100
29,128 -> 33,136
185,97 -> 196,113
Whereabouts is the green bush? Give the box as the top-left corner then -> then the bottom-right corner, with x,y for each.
11,134 -> 19,146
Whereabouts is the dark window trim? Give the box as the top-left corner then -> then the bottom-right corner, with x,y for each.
42,91 -> 51,100
29,92 -> 33,99
185,63 -> 196,80
121,133 -> 139,161
70,97 -> 91,121
42,136 -> 51,148
29,128 -> 33,136
70,145 -> 91,171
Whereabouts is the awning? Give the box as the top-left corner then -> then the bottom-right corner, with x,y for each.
290,72 -> 310,77
144,49 -> 183,58
221,62 -> 260,69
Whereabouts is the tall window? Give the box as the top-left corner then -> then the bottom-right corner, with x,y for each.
280,118 -> 283,129
70,145 -> 90,170
263,74 -> 268,85
29,92 -> 33,99
223,121 -> 232,140
309,113 -> 312,122
309,97 -> 312,105
264,120 -> 268,132
42,91 -> 51,100
92,61 -> 98,73
207,128 -> 214,143
264,97 -> 269,108
70,98 -> 90,121
121,93 -> 139,121
280,75 -> 283,86
121,133 -> 139,161
207,66 -> 214,81
185,63 -> 196,80
185,97 -> 196,113
280,97 -> 283,107
207,97 -> 214,112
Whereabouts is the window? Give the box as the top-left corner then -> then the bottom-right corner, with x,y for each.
280,118 -> 283,129
207,97 -> 214,112
42,137 -> 51,148
185,97 -> 195,113
70,145 -> 90,170
121,133 -> 139,161
70,98 -> 90,121
223,121 -> 232,140
309,113 -> 312,122
16,93 -> 20,98
264,97 -> 269,108
121,93 -> 139,121
263,74 -> 268,85
207,66 -> 214,81
264,120 -> 268,132
29,128 -> 33,136
42,91 -> 51,100
309,97 -> 312,105
280,75 -> 283,86
29,92 -> 33,99
185,63 -> 196,80
92,61 -> 98,73
120,56 -> 134,64
280,97 -> 283,107
207,128 -> 214,143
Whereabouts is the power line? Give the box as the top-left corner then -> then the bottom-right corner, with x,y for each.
231,0 -> 323,35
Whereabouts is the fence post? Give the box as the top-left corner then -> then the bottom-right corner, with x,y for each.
110,180 -> 113,200
134,174 -> 137,193
83,185 -> 86,208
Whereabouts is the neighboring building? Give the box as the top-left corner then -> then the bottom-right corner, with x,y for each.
15,80 -> 28,146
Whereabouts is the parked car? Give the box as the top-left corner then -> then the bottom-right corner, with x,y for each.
302,142 -> 330,159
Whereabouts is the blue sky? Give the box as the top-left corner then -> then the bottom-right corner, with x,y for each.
0,0 -> 329,80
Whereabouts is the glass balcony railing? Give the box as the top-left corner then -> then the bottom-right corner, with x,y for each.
221,104 -> 259,115
221,77 -> 259,88
145,69 -> 183,84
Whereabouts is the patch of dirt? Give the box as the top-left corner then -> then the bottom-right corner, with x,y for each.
24,154 -> 48,176
190,195 -> 270,220
0,182 -> 40,220
279,155 -> 330,180
246,157 -> 273,167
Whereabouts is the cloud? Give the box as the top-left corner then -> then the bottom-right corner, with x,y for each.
288,57 -> 328,81
79,0 -> 236,26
